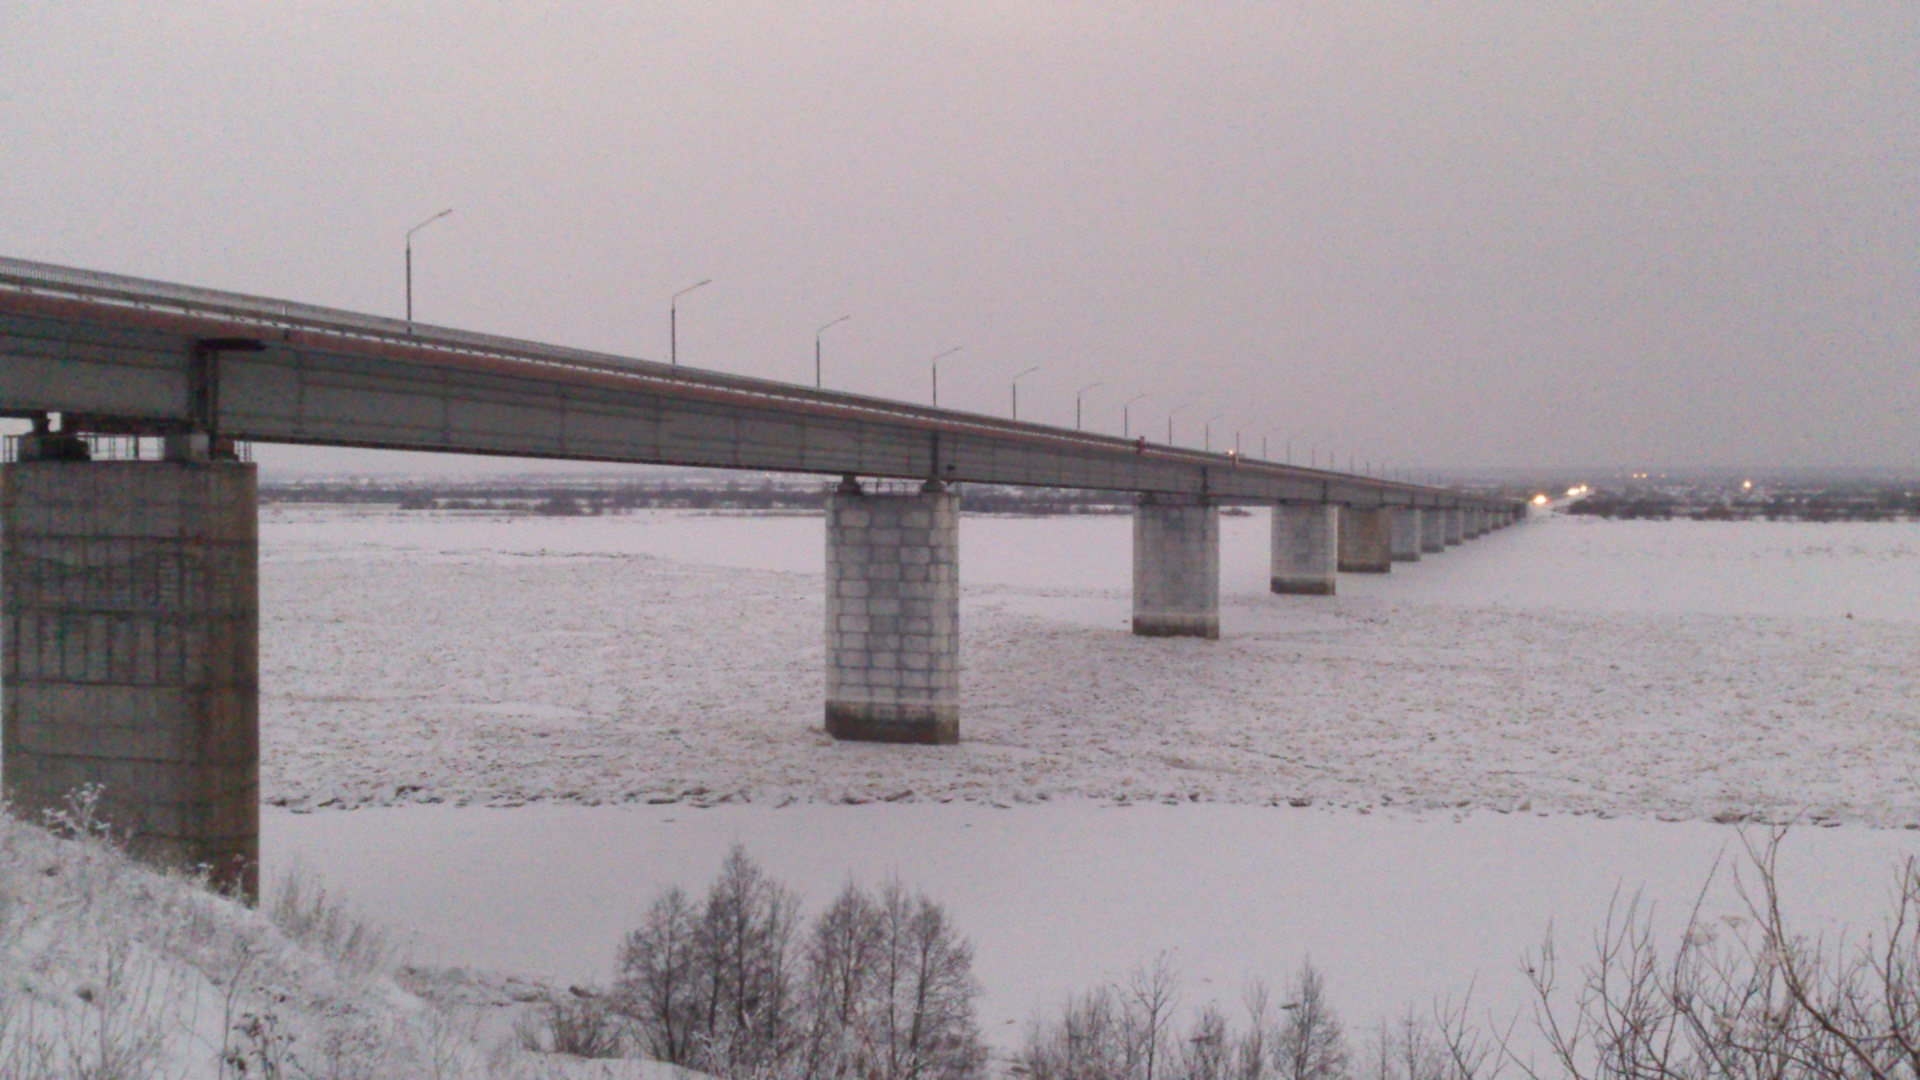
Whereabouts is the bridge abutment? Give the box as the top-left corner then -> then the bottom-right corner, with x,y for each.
1132,494 -> 1219,638
1389,509 -> 1423,563
1269,502 -> 1337,595
824,482 -> 960,745
2,453 -> 258,897
1337,507 -> 1392,573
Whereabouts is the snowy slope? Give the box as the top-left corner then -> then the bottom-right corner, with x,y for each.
0,802 -> 699,1078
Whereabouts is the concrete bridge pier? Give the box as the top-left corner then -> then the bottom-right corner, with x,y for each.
1444,508 -> 1465,546
1269,502 -> 1337,595
1419,510 -> 1447,554
2,442 -> 259,897
1337,507 -> 1393,573
1133,493 -> 1219,638
1389,509 -> 1423,563
824,479 -> 960,745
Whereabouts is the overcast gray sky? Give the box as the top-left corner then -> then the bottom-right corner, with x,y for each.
4,3 -> 1914,473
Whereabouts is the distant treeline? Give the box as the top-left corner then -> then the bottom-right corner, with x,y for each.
261,480 -> 1137,517
1567,489 -> 1920,522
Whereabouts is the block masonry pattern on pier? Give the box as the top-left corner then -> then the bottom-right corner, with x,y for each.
823,486 -> 960,744
2,459 -> 259,895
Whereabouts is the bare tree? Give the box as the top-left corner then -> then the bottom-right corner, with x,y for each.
1180,1001 -> 1232,1080
1125,954 -> 1183,1080
1367,1008 -> 1450,1080
1237,980 -> 1274,1080
1274,960 -> 1348,1080
614,885 -> 701,1063
1017,985 -> 1128,1080
695,844 -> 802,1075
1516,828 -> 1920,1080
872,879 -> 987,1080
799,879 -> 884,1079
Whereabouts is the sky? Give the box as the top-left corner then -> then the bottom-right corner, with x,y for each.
2,3 -> 1915,474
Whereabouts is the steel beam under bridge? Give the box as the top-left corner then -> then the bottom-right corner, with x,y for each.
0,256 -> 1511,511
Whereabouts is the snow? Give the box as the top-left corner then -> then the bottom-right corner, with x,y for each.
0,804 -> 706,1077
265,801 -> 1920,1059
247,504 -> 1920,1060
11,502 -> 1919,1071
260,507 -> 1920,826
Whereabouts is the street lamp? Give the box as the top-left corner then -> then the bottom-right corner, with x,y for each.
1075,382 -> 1102,431
404,208 -> 453,328
1167,403 -> 1191,444
815,315 -> 851,389
1011,366 -> 1039,421
1204,412 -> 1226,454
929,346 -> 963,406
1233,422 -> 1254,457
670,279 -> 712,368
1122,393 -> 1148,439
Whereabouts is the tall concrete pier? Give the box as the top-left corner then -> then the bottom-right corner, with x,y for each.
823,481 -> 960,744
1445,508 -> 1466,546
1270,502 -> 1337,595
1132,494 -> 1219,638
1337,507 -> 1393,573
2,450 -> 259,896
1389,509 -> 1423,563
1419,510 -> 1447,554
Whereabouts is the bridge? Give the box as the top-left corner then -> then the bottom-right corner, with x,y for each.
0,254 -> 1523,893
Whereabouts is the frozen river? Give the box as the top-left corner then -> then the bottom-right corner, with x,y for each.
252,505 -> 1920,1046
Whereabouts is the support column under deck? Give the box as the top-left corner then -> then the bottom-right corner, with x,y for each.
1337,507 -> 1393,573
824,482 -> 960,745
1445,508 -> 1465,546
1389,509 -> 1423,563
1270,502 -> 1337,595
2,456 -> 259,896
1132,494 -> 1219,638
1419,509 -> 1447,554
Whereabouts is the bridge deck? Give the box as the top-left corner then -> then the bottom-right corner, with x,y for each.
0,256 -> 1507,510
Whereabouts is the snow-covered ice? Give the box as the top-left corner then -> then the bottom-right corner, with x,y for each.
13,501 -> 1912,1065
260,507 -> 1920,826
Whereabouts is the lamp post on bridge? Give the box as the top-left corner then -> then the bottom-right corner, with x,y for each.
670,278 -> 712,368
929,346 -> 963,406
404,208 -> 453,330
1167,403 -> 1191,445
1122,393 -> 1147,439
1075,382 -> 1102,431
815,315 -> 851,389
1203,413 -> 1226,454
1011,366 -> 1039,421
